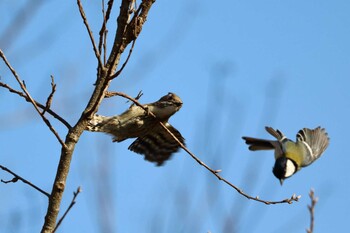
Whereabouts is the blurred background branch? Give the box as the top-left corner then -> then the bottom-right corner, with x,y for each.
307,189 -> 318,233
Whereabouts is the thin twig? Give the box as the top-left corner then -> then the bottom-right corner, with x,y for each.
107,92 -> 301,205
109,39 -> 136,79
53,187 -> 82,233
0,81 -> 71,129
0,49 -> 67,147
0,165 -> 50,197
306,189 -> 318,233
42,75 -> 57,115
99,0 -> 106,56
77,0 -> 104,70
98,0 -> 114,58
103,30 -> 108,66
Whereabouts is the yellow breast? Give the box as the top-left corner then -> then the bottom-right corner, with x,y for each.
282,141 -> 304,169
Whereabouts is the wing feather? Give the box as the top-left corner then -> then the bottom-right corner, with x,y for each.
296,127 -> 329,166
128,123 -> 185,166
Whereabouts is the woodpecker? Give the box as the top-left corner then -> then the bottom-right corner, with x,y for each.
87,93 -> 184,165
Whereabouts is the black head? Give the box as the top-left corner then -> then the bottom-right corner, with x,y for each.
272,157 -> 297,185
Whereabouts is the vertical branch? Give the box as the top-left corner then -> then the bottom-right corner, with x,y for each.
41,1 -> 158,232
306,189 -> 318,233
98,0 -> 114,62
105,0 -> 133,76
77,0 -> 104,70
42,75 -> 57,115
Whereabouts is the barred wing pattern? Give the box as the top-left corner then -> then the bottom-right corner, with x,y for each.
128,123 -> 185,166
297,127 -> 329,167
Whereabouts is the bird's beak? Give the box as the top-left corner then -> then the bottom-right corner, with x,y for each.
279,179 -> 284,186
175,101 -> 183,107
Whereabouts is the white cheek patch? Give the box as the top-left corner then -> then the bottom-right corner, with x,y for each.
285,159 -> 296,177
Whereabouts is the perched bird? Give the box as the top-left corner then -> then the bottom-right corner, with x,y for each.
87,93 -> 185,165
242,127 -> 329,185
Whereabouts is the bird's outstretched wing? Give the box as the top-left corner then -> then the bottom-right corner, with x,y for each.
296,127 -> 329,166
128,123 -> 185,166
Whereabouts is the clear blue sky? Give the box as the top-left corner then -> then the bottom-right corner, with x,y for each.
1,0 -> 350,232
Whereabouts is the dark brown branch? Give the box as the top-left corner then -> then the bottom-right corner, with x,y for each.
42,75 -> 57,115
110,39 -> 136,79
103,30 -> 108,65
105,0 -> 134,76
98,0 -> 114,59
99,0 -> 106,57
0,165 -> 50,197
108,92 -> 300,205
0,49 -> 66,147
53,187 -> 82,233
306,189 -> 318,233
106,0 -> 156,79
77,0 -> 104,70
0,81 -> 72,129
119,0 -> 148,47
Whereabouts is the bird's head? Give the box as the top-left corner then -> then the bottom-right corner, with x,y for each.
272,157 -> 298,185
147,93 -> 183,121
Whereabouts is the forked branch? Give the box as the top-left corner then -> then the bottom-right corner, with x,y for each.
0,165 -> 50,197
0,49 -> 66,147
0,81 -> 71,129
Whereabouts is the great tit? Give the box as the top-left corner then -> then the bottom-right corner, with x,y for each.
242,127 -> 329,185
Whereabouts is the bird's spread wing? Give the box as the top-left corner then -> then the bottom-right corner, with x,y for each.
296,127 -> 329,166
128,123 -> 185,166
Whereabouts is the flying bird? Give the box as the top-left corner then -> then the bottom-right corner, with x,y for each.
87,93 -> 184,165
242,127 -> 329,184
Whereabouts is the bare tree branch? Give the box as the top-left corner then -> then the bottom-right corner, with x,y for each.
0,49 -> 66,147
41,1 -> 157,232
106,92 -> 301,205
77,0 -> 104,70
106,0 -> 155,78
105,0 -> 134,76
42,75 -> 57,115
0,81 -> 71,129
0,165 -> 50,197
110,39 -> 136,79
306,189 -> 318,233
53,187 -> 82,233
98,0 -> 115,60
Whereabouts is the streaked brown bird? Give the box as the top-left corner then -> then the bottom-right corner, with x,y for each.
242,127 -> 329,184
87,93 -> 184,165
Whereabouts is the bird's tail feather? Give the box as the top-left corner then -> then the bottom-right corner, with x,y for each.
242,137 -> 276,151
265,127 -> 286,141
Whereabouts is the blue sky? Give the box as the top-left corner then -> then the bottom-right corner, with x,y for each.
1,0 -> 350,232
